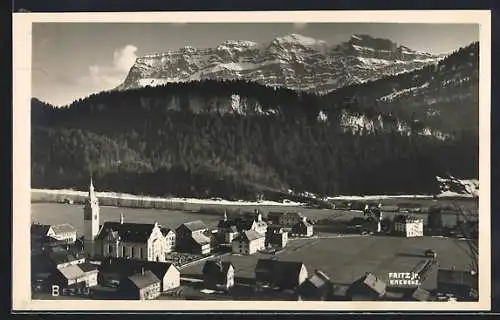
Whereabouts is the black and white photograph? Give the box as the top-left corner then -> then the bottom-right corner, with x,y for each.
12,10 -> 491,310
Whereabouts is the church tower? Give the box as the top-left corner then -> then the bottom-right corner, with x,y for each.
83,176 -> 100,256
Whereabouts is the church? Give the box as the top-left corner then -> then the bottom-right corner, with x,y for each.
83,177 -> 168,262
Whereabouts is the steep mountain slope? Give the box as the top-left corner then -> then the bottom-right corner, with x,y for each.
116,33 -> 442,94
323,42 -> 479,135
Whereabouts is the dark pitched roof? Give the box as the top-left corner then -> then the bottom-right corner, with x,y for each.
393,214 -> 424,224
305,274 -> 328,289
438,269 -> 478,288
99,257 -> 177,281
255,259 -> 306,284
267,225 -> 284,233
31,224 -> 50,236
203,260 -> 234,278
298,271 -> 332,298
96,222 -> 156,243
217,219 -> 234,229
51,223 -> 77,235
126,270 -> 160,289
78,262 -> 99,273
410,287 -> 430,301
294,219 -> 312,228
283,212 -> 304,219
160,227 -> 174,236
235,230 -> 264,242
48,251 -> 84,265
234,219 -> 256,232
350,273 -> 386,296
179,220 -> 207,232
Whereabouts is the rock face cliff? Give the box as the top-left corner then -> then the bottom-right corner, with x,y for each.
116,33 -> 442,94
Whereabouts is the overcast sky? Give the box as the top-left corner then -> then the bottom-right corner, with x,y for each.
32,23 -> 479,107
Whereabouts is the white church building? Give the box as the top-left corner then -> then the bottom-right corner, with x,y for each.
83,178 -> 169,262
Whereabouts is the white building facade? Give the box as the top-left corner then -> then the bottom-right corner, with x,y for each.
393,215 -> 424,237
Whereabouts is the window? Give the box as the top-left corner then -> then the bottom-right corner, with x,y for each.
131,247 -> 135,257
139,247 -> 143,259
122,246 -> 126,257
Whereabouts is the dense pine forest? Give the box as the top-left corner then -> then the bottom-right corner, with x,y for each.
31,42 -> 479,200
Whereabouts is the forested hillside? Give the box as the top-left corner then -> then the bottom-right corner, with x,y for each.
31,43 -> 478,200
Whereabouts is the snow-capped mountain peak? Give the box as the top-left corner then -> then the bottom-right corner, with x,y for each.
272,33 -> 326,47
115,33 -> 443,93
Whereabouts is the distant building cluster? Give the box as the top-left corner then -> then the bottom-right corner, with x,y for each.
217,209 -> 314,256
31,178 -> 316,300
30,178 -> 477,301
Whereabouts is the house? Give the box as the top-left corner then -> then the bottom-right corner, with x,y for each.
217,212 -> 239,244
118,269 -> 161,300
291,217 -> 314,237
160,228 -> 176,253
267,211 -> 283,225
398,203 -> 423,213
279,212 -> 307,228
31,223 -> 78,244
232,230 -> 266,255
407,287 -> 431,301
265,225 -> 288,248
346,272 -> 387,301
202,260 -> 235,290
255,259 -> 308,290
75,262 -> 99,287
297,269 -> 333,301
247,210 -> 268,235
94,219 -> 168,262
51,262 -> 99,289
393,215 -> 424,237
437,269 -> 478,301
98,257 -> 180,292
47,250 -> 86,269
176,220 -> 211,254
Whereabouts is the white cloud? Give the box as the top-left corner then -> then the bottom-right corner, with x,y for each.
79,44 -> 138,90
34,45 -> 140,107
113,45 -> 139,72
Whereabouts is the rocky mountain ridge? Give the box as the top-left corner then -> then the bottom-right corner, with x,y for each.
116,33 -> 443,94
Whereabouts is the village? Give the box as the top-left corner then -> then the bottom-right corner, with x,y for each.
31,178 -> 479,302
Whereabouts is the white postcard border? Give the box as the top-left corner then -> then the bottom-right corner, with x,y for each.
12,10 -> 492,311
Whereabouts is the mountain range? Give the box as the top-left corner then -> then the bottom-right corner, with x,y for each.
31,35 -> 479,199
116,33 -> 443,94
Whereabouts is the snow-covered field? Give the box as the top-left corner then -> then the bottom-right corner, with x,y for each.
31,188 -> 304,206
32,180 -> 478,209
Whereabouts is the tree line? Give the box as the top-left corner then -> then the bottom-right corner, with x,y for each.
31,42 -> 479,199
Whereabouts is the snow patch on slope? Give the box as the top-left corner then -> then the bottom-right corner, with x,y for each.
378,82 -> 430,102
436,176 -> 479,198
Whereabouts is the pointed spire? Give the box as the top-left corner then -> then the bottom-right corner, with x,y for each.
89,173 -> 95,195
